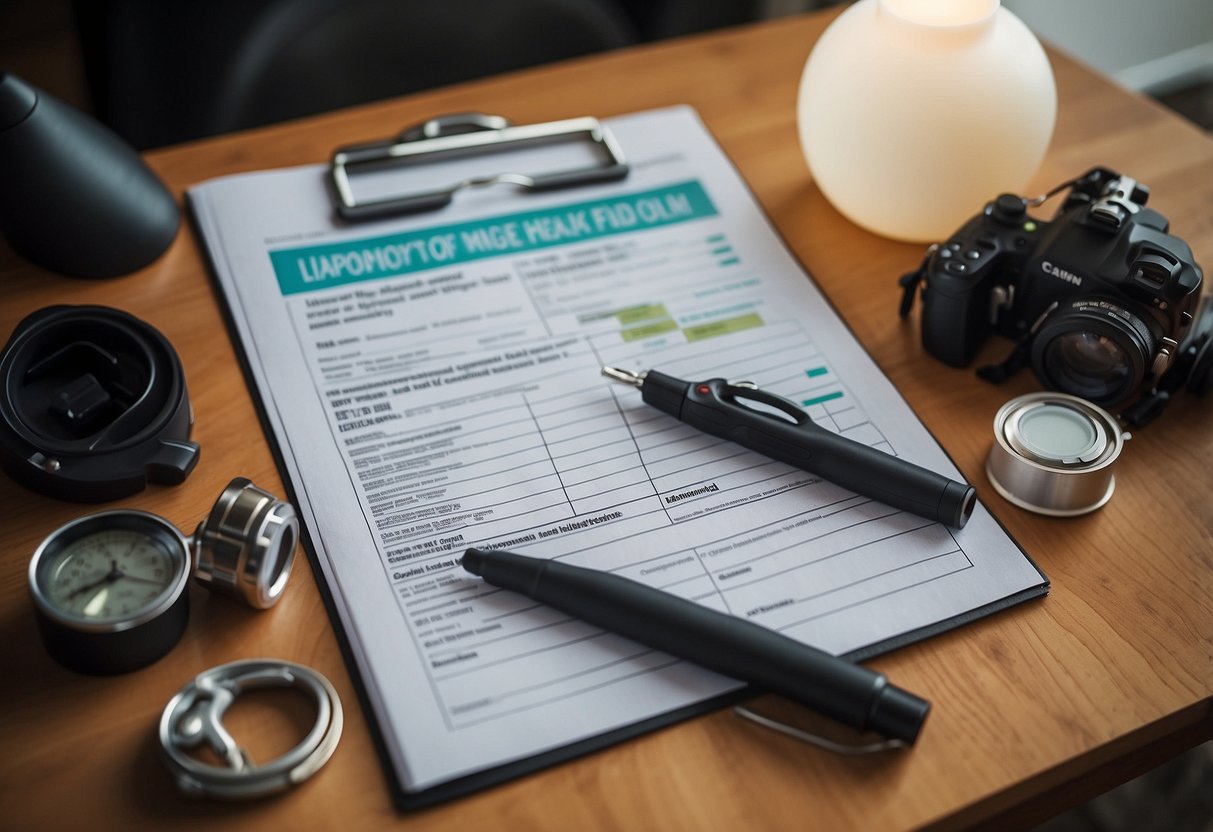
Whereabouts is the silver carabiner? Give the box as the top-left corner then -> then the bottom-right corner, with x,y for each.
158,659 -> 343,799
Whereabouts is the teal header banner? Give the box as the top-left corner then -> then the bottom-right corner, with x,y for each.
270,180 -> 717,295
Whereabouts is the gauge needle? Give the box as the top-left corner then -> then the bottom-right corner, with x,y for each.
68,560 -> 123,598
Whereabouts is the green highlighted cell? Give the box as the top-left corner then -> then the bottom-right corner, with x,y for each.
683,312 -> 763,342
621,319 -> 679,342
718,257 -> 740,266
805,367 -> 828,378
711,246 -> 732,256
707,233 -> 726,243
802,390 -> 844,407
615,304 -> 669,325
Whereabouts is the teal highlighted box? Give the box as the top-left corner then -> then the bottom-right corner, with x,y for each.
718,257 -> 740,266
805,367 -> 828,378
270,180 -> 718,295
802,390 -> 844,407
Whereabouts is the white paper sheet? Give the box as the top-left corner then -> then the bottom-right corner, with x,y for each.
189,106 -> 1046,797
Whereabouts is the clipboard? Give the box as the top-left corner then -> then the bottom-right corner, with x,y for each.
328,113 -> 630,222
187,105 -> 1048,811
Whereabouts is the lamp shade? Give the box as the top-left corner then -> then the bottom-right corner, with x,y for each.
797,0 -> 1056,242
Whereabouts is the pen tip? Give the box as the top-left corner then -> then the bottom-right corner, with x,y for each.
461,548 -> 484,575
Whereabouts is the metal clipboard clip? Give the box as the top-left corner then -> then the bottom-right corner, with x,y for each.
328,112 -> 630,223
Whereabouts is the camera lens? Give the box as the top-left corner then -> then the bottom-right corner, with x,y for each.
1030,298 -> 1157,406
1043,332 -> 1131,399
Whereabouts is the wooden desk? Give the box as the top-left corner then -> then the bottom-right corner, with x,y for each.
2,11 -> 1211,830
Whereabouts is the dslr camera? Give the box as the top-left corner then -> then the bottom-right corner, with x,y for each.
899,167 -> 1207,419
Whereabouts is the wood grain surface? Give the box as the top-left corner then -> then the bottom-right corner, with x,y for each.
1,11 -> 1211,831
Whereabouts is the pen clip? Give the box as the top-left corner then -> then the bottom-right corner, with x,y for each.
720,383 -> 810,426
602,366 -> 647,388
733,705 -> 907,755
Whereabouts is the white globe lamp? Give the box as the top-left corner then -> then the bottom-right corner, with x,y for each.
797,0 -> 1057,242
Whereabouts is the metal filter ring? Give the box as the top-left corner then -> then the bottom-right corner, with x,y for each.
192,478 -> 299,609
986,392 -> 1128,517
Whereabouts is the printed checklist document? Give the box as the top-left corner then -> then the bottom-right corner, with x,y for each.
189,106 -> 1047,806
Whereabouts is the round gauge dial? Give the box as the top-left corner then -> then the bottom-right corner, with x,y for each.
29,510 -> 191,674
27,479 -> 299,675
42,529 -> 178,623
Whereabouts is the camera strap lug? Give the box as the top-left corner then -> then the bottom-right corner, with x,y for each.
898,251 -> 932,319
989,285 -> 1015,325
1150,337 -> 1180,378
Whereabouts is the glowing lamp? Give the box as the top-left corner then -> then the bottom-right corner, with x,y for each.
797,0 -> 1057,241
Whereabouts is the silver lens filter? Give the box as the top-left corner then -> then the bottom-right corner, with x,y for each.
986,392 -> 1128,516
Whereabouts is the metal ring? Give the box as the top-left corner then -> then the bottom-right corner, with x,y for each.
158,659 -> 342,800
192,478 -> 299,608
986,392 -> 1127,516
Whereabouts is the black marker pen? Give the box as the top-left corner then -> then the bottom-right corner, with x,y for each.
602,367 -> 975,529
462,547 -> 930,745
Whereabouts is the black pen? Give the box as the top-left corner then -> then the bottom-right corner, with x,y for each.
462,547 -> 930,744
602,367 -> 975,529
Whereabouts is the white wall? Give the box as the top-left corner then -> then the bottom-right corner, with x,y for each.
1003,0 -> 1213,92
